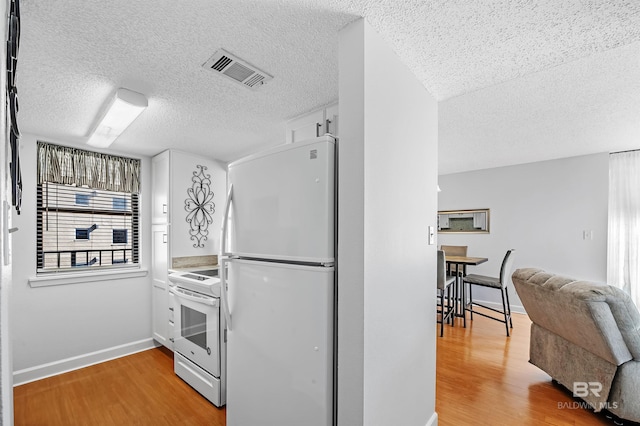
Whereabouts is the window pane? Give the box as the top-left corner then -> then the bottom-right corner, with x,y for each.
75,193 -> 90,205
75,229 -> 89,240
37,184 -> 139,272
113,229 -> 127,244
112,197 -> 127,210
181,305 -> 207,350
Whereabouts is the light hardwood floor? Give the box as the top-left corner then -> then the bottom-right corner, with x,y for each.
15,312 -> 625,425
437,311 -> 619,426
14,347 -> 226,425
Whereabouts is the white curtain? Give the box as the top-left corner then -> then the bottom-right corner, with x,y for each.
607,150 -> 640,307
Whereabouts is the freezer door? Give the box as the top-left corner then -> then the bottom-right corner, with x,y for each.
226,259 -> 334,426
227,136 -> 335,263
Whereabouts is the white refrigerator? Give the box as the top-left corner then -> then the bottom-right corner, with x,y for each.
220,135 -> 335,426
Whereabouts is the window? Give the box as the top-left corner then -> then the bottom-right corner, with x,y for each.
75,224 -> 97,240
112,197 -> 127,210
75,193 -> 90,205
37,142 -> 141,272
113,229 -> 128,244
608,150 -> 640,307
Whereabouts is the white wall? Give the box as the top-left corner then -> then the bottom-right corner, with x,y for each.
438,153 -> 609,311
168,150 -> 226,259
338,19 -> 438,426
11,133 -> 154,383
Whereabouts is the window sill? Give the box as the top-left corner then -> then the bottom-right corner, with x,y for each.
28,268 -> 148,288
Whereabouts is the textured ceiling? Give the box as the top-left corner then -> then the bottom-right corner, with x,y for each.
17,0 -> 640,173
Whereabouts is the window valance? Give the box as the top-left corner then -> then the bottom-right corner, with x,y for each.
37,141 -> 141,193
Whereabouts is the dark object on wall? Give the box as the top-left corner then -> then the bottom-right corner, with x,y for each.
7,0 -> 22,214
184,165 -> 215,248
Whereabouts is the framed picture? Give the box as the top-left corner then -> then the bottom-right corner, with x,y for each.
438,209 -> 490,234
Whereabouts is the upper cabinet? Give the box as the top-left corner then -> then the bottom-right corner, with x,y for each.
324,102 -> 339,136
285,102 -> 339,144
152,152 -> 170,224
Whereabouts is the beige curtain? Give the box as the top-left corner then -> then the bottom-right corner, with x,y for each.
37,141 -> 140,193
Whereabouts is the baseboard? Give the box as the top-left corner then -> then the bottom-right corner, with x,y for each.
473,298 -> 526,314
13,338 -> 159,386
426,411 -> 438,426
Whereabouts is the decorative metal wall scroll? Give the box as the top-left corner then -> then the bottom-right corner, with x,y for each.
184,165 -> 215,248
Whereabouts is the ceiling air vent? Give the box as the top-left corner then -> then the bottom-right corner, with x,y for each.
203,49 -> 273,90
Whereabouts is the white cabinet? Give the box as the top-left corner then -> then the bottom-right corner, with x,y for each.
152,224 -> 170,348
438,214 -> 449,230
325,102 -> 339,136
473,212 -> 486,230
285,102 -> 338,144
151,150 -> 227,350
285,109 -> 324,144
152,152 -> 170,224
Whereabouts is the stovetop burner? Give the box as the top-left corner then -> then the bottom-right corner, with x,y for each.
194,269 -> 219,277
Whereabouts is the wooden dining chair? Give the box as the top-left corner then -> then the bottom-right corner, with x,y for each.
440,245 -> 468,275
463,249 -> 516,336
437,250 -> 456,337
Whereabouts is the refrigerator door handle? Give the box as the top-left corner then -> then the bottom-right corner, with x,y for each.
219,184 -> 233,330
220,184 -> 233,257
219,257 -> 232,330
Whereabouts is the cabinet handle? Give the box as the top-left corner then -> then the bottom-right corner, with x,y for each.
163,234 -> 167,244
162,204 -> 167,214
316,122 -> 321,137
326,119 -> 331,135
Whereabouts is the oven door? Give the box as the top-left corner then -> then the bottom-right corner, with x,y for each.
170,285 -> 220,377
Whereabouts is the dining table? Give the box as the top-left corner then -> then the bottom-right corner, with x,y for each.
445,255 -> 488,324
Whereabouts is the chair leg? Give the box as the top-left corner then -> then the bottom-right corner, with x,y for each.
438,288 -> 444,337
468,283 -> 473,321
462,280 -> 467,327
452,278 -> 458,321
448,284 -> 454,327
500,287 -> 510,337
505,287 -> 513,328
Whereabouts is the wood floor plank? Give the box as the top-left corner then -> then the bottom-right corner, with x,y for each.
436,311 -> 617,426
15,311 -> 630,425
14,347 -> 226,426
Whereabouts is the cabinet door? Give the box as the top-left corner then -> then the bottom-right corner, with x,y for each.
438,214 -> 449,230
152,152 -> 170,224
286,109 -> 324,144
324,102 -> 338,137
168,291 -> 175,351
473,212 -> 486,230
152,224 -> 170,348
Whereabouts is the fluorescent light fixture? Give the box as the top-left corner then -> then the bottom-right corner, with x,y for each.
87,88 -> 148,148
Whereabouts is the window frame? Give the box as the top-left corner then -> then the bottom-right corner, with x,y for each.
36,141 -> 141,275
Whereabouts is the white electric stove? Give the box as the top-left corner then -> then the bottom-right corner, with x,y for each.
168,268 -> 226,407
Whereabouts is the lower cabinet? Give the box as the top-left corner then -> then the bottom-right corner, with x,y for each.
168,291 -> 175,350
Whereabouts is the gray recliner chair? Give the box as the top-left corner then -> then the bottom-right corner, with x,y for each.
512,268 -> 640,423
